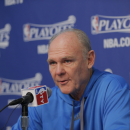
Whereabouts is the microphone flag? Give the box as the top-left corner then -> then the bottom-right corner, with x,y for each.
21,85 -> 49,106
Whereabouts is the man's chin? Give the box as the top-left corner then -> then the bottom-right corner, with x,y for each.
60,88 -> 72,95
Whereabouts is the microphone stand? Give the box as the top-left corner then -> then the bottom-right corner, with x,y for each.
0,98 -> 29,130
0,92 -> 33,130
21,103 -> 29,130
20,92 -> 33,130
21,93 -> 33,130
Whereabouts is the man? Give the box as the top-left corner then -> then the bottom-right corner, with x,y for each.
12,29 -> 130,130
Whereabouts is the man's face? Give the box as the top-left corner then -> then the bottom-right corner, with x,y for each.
47,32 -> 91,99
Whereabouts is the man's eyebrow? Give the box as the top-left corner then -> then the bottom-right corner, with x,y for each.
62,56 -> 74,59
47,56 -> 75,63
47,59 -> 53,63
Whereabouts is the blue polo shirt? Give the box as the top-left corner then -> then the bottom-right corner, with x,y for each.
12,68 -> 130,130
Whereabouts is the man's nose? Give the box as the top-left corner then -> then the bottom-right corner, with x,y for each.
56,63 -> 65,76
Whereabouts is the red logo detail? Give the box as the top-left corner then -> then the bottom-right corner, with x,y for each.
36,89 -> 48,105
27,24 -> 30,39
95,16 -> 99,32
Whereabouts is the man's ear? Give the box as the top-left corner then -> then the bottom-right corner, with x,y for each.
87,50 -> 95,69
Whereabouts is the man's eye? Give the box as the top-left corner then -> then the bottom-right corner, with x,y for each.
64,60 -> 71,63
49,62 -> 56,65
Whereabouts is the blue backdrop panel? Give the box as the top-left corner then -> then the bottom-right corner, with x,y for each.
0,0 -> 130,129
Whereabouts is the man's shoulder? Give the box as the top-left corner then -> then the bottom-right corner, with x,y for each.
93,68 -> 128,86
101,73 -> 129,88
92,68 -> 130,93
96,72 -> 130,99
91,69 -> 130,105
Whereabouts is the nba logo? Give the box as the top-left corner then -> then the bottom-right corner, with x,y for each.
23,24 -> 30,41
91,16 -> 99,34
35,87 -> 48,105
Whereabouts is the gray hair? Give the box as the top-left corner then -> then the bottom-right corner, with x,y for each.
49,28 -> 92,59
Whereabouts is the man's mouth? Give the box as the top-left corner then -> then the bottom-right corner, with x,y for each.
58,80 -> 69,85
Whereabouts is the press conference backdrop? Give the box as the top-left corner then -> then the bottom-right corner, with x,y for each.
0,0 -> 130,129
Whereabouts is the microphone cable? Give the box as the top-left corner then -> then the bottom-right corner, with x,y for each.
0,104 -> 20,130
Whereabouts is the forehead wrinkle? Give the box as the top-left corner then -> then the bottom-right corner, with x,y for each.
48,32 -> 84,61
48,51 -> 75,61
47,55 -> 75,63
49,32 -> 81,50
48,43 -> 79,55
48,47 -> 81,59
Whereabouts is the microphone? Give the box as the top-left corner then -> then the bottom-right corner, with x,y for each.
9,85 -> 52,107
0,86 -> 52,130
